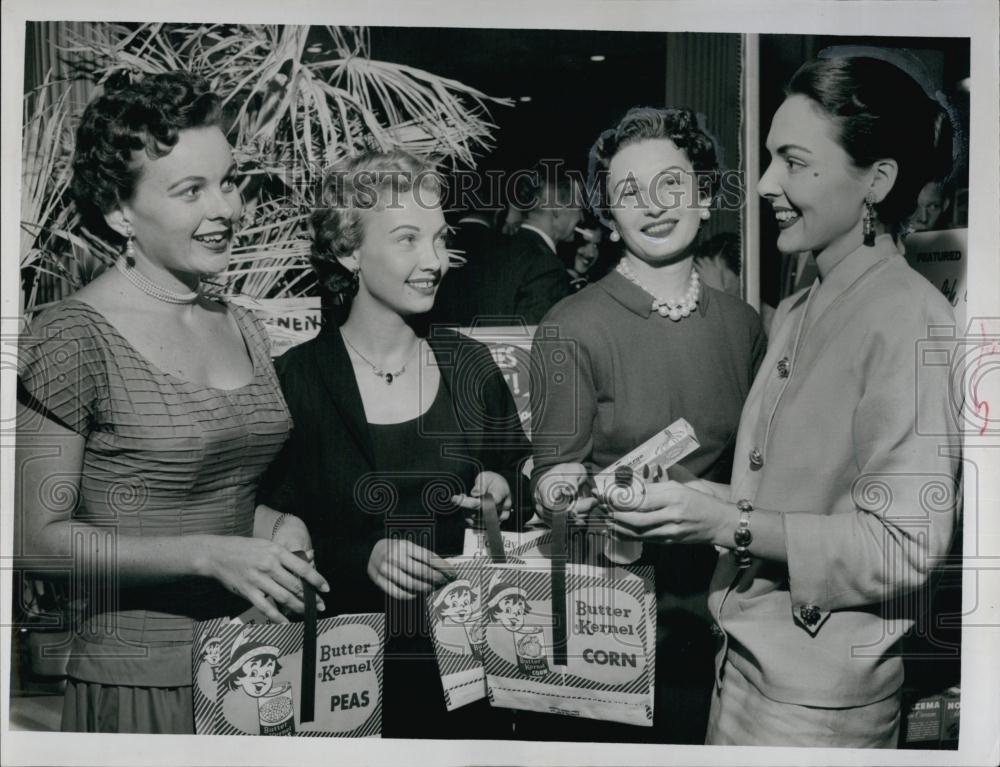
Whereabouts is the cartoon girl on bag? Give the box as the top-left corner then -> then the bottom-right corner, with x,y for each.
486,581 -> 548,676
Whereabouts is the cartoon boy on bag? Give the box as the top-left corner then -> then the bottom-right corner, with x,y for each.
433,579 -> 488,660
433,579 -> 478,623
486,581 -> 548,676
222,628 -> 296,735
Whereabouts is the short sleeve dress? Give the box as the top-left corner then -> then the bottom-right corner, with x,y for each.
17,299 -> 292,734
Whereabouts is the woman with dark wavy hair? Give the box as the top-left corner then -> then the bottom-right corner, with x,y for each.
528,107 -> 766,743
258,149 -> 531,738
603,56 -> 959,747
16,71 -> 327,733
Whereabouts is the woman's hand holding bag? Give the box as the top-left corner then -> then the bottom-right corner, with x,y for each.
367,539 -> 458,600
452,470 -> 513,525
197,536 -> 330,623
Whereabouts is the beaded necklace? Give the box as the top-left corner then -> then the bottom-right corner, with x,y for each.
616,259 -> 700,320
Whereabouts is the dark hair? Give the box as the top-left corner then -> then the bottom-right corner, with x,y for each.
509,160 -> 581,213
71,71 -> 223,241
310,150 -> 443,307
786,56 -> 954,234
587,107 -> 721,227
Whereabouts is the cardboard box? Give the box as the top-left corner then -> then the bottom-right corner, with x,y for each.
594,418 -> 700,497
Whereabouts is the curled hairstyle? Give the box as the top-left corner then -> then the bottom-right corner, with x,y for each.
786,56 -> 954,234
310,150 -> 444,306
71,71 -> 223,241
587,107 -> 721,227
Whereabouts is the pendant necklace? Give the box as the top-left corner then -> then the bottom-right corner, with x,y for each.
341,331 -> 420,385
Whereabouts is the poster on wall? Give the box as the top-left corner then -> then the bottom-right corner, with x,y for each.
458,325 -> 536,436
233,296 -> 324,358
904,228 -> 968,329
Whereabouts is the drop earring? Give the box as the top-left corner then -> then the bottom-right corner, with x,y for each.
609,229 -> 621,243
124,227 -> 137,267
863,194 -> 876,247
700,208 -> 711,221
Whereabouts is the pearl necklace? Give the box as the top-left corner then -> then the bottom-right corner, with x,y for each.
341,331 -> 420,385
616,259 -> 701,320
116,258 -> 200,304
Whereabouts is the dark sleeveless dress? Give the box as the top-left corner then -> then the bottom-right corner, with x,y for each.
368,382 -> 513,739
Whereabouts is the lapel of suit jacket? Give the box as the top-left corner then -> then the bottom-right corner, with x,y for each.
313,327 -> 376,469
520,227 -> 552,260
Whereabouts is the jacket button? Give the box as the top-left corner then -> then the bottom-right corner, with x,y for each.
799,604 -> 821,626
777,357 -> 790,378
749,447 -> 764,468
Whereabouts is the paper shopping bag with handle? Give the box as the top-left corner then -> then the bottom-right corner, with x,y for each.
192,559 -> 384,737
479,510 -> 657,726
425,495 -> 509,712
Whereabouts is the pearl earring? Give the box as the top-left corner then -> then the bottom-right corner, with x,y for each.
700,208 -> 711,221
609,229 -> 621,243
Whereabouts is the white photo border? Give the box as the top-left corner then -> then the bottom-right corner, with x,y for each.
1,1 -> 997,766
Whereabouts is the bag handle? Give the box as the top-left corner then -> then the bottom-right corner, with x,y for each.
294,551 -> 317,724
480,493 -> 506,564
551,510 -> 568,666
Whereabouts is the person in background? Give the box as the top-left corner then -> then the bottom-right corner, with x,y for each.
15,72 -> 327,734
908,179 -> 952,232
259,150 -> 531,739
603,55 -> 959,748
693,232 -> 742,298
563,217 -> 603,292
500,201 -> 526,235
529,106 -> 766,744
444,163 -> 580,327
428,207 -> 498,326
452,208 -> 498,256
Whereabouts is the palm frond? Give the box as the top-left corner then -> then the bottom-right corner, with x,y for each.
21,22 -> 505,310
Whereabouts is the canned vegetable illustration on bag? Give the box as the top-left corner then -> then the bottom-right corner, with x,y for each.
486,580 -> 548,677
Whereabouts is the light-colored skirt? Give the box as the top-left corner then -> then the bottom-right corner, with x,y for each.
61,678 -> 194,734
706,661 -> 900,748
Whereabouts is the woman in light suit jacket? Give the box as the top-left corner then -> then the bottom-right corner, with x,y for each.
602,56 -> 960,747
259,150 -> 530,739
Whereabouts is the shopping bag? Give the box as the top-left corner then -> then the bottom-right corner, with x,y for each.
479,511 -> 657,726
192,566 -> 384,737
425,496 -> 507,712
462,522 -> 553,565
